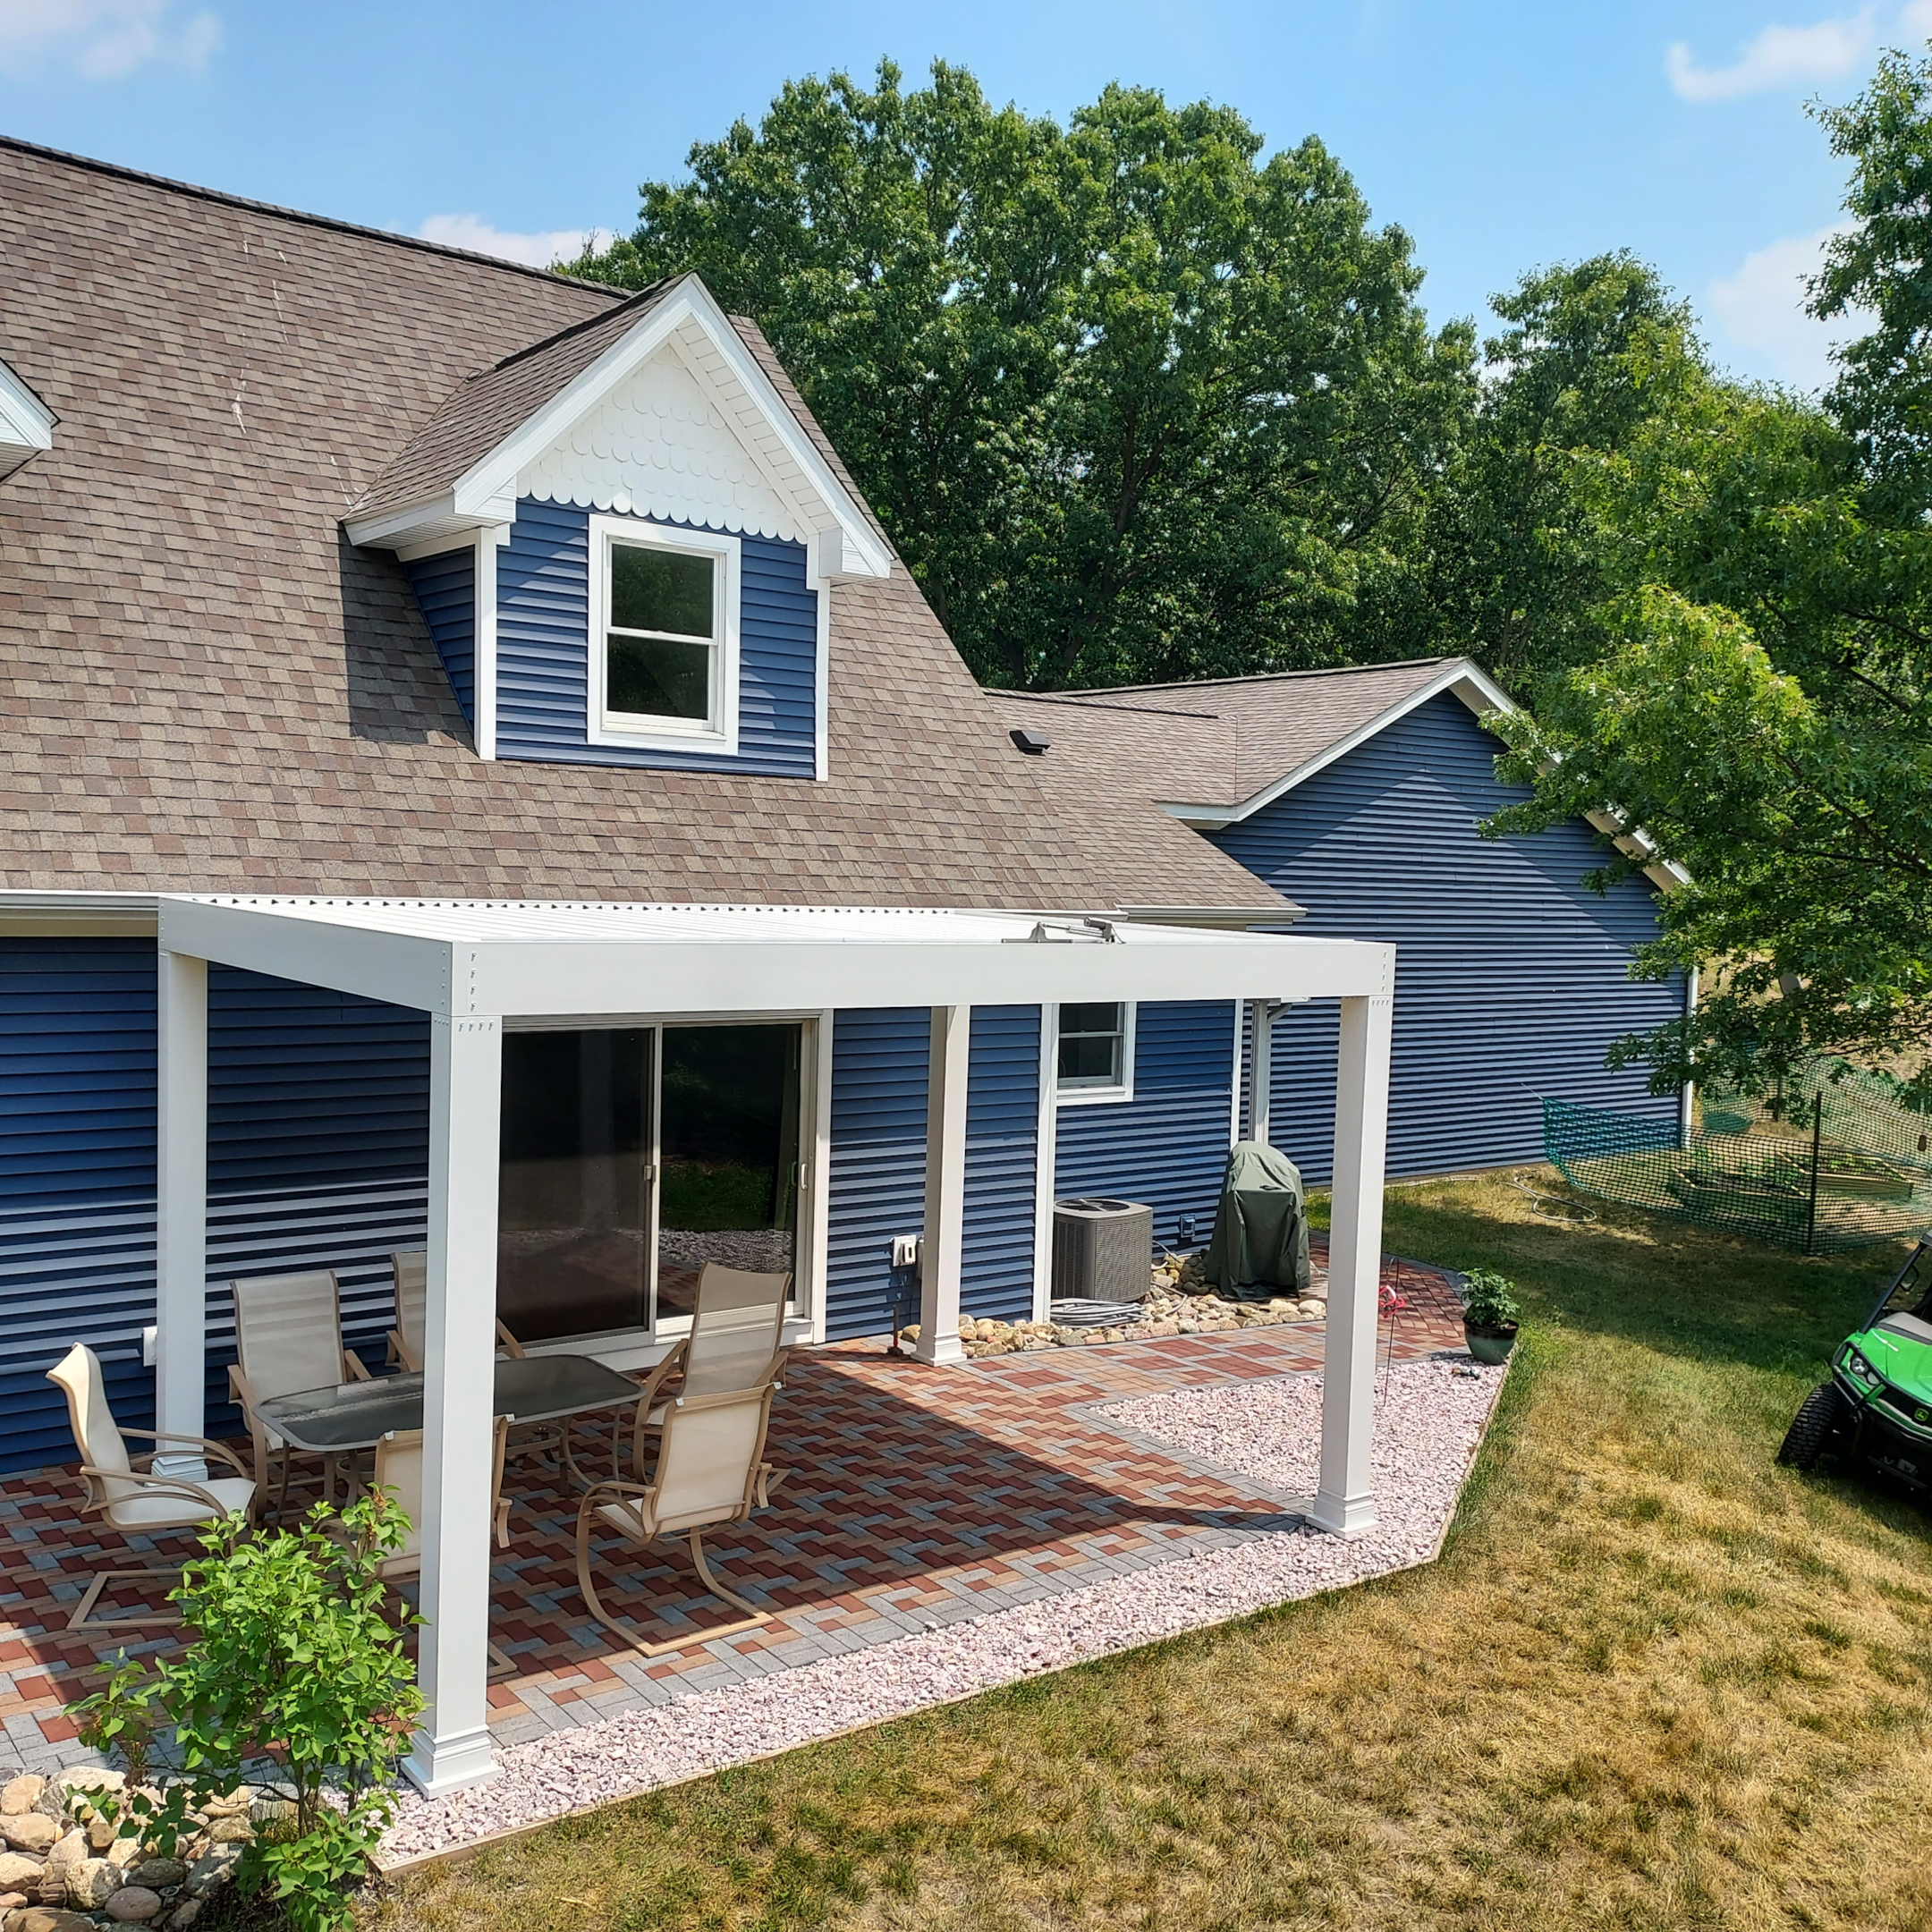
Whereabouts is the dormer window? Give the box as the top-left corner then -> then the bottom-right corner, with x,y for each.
589,515 -> 741,751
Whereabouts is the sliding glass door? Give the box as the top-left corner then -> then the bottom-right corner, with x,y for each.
497,1021 -> 801,1343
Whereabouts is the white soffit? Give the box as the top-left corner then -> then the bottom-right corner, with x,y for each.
0,355 -> 55,481
519,322 -> 803,542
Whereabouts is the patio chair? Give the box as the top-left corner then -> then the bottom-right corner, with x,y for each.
46,1343 -> 256,1631
352,1416 -> 519,1677
575,1381 -> 785,1655
228,1269 -> 371,1512
629,1265 -> 792,1464
387,1246 -> 536,1372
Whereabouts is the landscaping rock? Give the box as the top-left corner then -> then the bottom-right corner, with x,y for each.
83,1817 -> 117,1853
105,1887 -> 164,1923
38,1831 -> 85,1905
194,1791 -> 252,1821
203,1818 -> 252,1845
182,1849 -> 241,1897
69,1858 -> 122,1908
53,1771 -> 122,1802
0,1782 -> 42,1818
0,1862 -> 42,1897
104,1835 -> 146,1872
124,1862 -> 184,1893
163,1902 -> 203,1930
4,1909 -> 97,1932
0,1821 -> 55,1858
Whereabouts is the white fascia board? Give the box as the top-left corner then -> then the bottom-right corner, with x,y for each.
0,356 -> 55,481
1159,659 -> 1515,830
158,898 -> 453,1013
459,933 -> 1394,1019
0,890 -> 158,936
343,492 -> 506,554
453,280 -> 892,579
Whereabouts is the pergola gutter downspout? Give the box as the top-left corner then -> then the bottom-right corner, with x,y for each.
151,897 -> 1394,1798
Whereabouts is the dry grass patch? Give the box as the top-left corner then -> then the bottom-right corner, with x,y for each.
365,1170 -> 1932,1931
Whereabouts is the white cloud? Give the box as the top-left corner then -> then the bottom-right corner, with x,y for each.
416,214 -> 597,270
0,0 -> 220,79
1903,0 -> 1932,34
1706,224 -> 1869,387
1666,9 -> 1874,101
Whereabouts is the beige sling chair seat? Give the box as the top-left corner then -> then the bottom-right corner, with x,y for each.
387,1248 -> 572,1474
47,1343 -> 257,1631
575,1382 -> 786,1656
631,1265 -> 792,1458
228,1269 -> 371,1516
362,1415 -> 519,1677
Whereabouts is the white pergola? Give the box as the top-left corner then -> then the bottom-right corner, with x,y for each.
148,896 -> 1394,1796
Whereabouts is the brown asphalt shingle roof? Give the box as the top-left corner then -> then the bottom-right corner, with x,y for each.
0,138 -> 1282,915
987,659 -> 1471,813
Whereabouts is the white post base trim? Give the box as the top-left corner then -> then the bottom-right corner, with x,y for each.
913,1332 -> 968,1366
150,1453 -> 210,1482
402,1724 -> 501,1798
1308,1488 -> 1378,1537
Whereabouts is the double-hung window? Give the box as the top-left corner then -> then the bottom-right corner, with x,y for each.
589,516 -> 740,751
1055,1002 -> 1134,1103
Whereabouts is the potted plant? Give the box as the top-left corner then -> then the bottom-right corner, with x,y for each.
1461,1268 -> 1521,1364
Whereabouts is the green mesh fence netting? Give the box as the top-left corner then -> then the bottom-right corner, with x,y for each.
1545,1062 -> 1932,1253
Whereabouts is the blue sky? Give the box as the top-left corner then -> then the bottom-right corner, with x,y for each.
2,0 -> 1925,387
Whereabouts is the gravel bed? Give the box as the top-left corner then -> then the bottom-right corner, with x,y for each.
380,1358 -> 1505,1865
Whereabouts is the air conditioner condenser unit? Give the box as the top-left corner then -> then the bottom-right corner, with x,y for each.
1051,1197 -> 1154,1305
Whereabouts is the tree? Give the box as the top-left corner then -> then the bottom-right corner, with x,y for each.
568,61 -> 1473,689
1489,47 -> 1932,1096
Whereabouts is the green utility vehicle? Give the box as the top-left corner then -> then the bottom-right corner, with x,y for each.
1779,1238 -> 1932,1496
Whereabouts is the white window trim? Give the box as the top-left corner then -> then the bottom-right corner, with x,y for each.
586,513 -> 741,755
1052,999 -> 1137,1106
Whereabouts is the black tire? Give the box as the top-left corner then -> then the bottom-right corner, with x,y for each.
1778,1381 -> 1850,1470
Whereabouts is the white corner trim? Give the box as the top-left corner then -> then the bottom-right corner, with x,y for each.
455,281 -> 891,580
474,524 -> 510,760
584,513 -> 741,756
0,354 -> 55,481
812,574 -> 831,782
1032,1004 -> 1059,1323
1051,999 -> 1138,1107
1159,659 -> 1516,830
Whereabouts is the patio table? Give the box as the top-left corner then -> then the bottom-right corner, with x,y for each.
257,1353 -> 643,1492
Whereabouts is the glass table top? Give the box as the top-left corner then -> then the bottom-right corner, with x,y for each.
255,1353 -> 644,1454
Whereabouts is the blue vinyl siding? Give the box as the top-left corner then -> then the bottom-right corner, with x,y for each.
825,1009 -> 929,1341
1214,691 -> 1685,1182
401,546 -> 476,730
961,1006 -> 1040,1323
0,940 -> 432,1475
1054,1001 -> 1237,1252
495,498 -> 818,776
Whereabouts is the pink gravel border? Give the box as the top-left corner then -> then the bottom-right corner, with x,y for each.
379,1357 -> 1507,1867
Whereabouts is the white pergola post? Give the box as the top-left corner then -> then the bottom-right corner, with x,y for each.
154,949 -> 208,1479
1311,992 -> 1393,1536
403,1014 -> 504,1797
1249,999 -> 1274,1146
915,1004 -> 969,1366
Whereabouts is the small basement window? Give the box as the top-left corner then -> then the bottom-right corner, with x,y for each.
1055,1002 -> 1134,1103
590,516 -> 740,749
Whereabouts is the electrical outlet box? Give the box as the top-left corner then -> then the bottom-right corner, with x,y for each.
891,1233 -> 921,1269
141,1325 -> 157,1368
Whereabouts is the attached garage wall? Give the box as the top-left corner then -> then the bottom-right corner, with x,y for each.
1215,692 -> 1684,1182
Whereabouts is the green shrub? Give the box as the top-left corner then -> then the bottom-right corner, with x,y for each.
1462,1268 -> 1523,1329
72,1487 -> 423,1932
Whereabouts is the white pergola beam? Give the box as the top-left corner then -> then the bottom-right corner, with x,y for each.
915,1005 -> 969,1366
403,1014 -> 505,1797
1312,993 -> 1394,1536
153,949 -> 208,1478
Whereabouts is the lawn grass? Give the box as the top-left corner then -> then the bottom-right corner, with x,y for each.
366,1169 -> 1932,1931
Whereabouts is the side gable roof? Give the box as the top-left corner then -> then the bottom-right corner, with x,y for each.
0,137 -> 1285,920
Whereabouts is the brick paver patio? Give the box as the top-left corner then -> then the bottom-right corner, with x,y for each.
1,1253 -> 1465,1772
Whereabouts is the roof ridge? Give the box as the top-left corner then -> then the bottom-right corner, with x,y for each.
483,279 -> 675,376
1062,656 -> 1459,698
994,691 -> 1223,721
0,133 -> 633,297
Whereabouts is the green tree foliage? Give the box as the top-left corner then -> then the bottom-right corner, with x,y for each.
568,61 -> 1473,689
1490,47 -> 1932,1094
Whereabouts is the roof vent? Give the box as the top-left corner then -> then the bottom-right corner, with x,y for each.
1009,727 -> 1051,756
